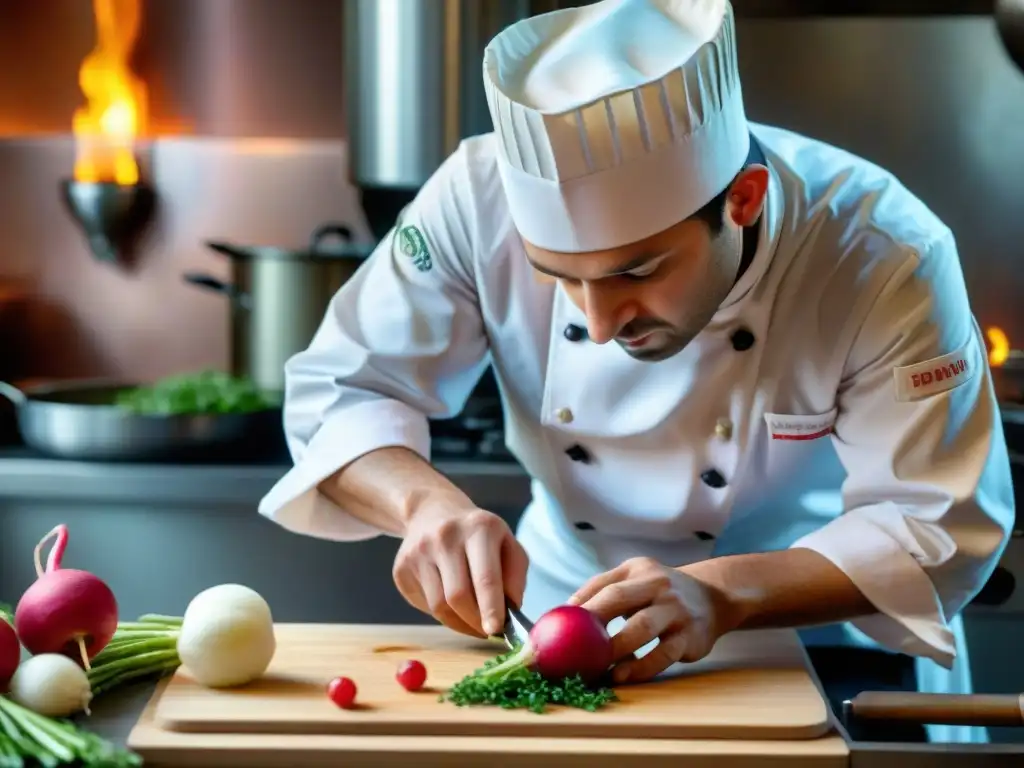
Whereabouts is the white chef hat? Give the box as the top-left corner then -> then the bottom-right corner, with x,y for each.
483,0 -> 749,253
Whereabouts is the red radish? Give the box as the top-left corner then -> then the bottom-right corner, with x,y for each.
0,615 -> 19,691
14,524 -> 118,670
480,604 -> 614,686
395,659 -> 426,691
327,676 -> 357,708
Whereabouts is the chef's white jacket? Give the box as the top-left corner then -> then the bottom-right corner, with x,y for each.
259,123 -> 1014,743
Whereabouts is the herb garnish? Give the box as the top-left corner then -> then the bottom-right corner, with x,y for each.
440,645 -> 618,714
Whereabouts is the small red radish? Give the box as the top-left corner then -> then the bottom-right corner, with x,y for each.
14,524 -> 118,670
396,659 -> 426,691
327,676 -> 357,708
479,604 -> 614,686
0,615 -> 19,691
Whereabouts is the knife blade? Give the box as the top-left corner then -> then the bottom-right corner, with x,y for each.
498,598 -> 534,649
507,601 -> 534,633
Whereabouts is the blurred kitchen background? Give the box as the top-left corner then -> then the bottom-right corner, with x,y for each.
1,0 -> 1023,744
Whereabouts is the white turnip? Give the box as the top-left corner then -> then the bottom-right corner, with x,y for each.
176,584 -> 276,688
14,524 -> 119,669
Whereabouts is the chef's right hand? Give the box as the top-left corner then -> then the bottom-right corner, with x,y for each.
392,501 -> 529,639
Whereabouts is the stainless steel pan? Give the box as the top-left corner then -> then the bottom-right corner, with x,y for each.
0,378 -> 286,462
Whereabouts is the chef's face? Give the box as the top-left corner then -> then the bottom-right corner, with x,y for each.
523,165 -> 770,362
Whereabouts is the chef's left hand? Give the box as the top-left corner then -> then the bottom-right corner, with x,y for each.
568,557 -> 735,684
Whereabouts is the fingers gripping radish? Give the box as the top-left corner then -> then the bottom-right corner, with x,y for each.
14,524 -> 119,670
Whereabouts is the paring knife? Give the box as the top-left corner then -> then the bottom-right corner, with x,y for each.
498,598 -> 534,649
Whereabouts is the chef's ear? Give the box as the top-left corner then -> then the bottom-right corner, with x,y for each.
724,164 -> 769,229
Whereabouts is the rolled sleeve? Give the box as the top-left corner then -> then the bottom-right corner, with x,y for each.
792,230 -> 1014,668
257,398 -> 431,541
258,140 -> 490,542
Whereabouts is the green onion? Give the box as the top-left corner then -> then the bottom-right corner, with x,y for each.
0,695 -> 141,767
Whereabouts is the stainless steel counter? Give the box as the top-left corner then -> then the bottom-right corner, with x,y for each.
0,447 -> 532,509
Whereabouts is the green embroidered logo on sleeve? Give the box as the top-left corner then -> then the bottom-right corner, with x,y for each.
398,225 -> 433,272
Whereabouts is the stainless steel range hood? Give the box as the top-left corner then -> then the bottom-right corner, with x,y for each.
343,0 -> 571,239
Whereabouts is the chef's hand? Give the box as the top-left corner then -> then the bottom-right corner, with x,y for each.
568,557 -> 734,684
392,500 -> 529,639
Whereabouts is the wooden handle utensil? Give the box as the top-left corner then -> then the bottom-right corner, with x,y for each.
845,692 -> 1024,727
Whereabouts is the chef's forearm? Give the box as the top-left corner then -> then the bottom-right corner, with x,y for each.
681,547 -> 877,634
317,447 -> 476,536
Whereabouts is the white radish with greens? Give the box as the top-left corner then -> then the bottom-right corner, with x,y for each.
7,653 -> 93,717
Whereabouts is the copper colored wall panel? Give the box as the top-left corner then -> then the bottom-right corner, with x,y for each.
0,0 -> 346,139
0,136 -> 369,381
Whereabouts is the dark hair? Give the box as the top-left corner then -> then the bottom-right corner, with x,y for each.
688,134 -> 764,236
690,185 -> 731,236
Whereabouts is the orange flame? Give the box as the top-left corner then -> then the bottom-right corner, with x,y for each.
986,326 -> 1010,368
72,0 -> 147,186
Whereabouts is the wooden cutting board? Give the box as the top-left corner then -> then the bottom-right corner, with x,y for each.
147,623 -> 832,742
129,680 -> 850,768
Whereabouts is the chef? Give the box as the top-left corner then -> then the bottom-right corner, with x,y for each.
259,0 -> 1014,745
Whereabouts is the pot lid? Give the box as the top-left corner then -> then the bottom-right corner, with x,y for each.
205,222 -> 375,262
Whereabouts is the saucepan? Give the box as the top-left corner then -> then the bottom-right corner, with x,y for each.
0,375 -> 286,462
182,223 -> 373,393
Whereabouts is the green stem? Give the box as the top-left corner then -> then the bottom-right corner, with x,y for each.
88,649 -> 179,689
0,730 -> 23,768
114,623 -> 180,634
106,630 -> 179,643
90,660 -> 180,697
136,614 -> 183,626
0,691 -> 144,767
0,704 -> 45,765
91,637 -> 177,665
477,642 -> 535,682
0,699 -> 76,764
